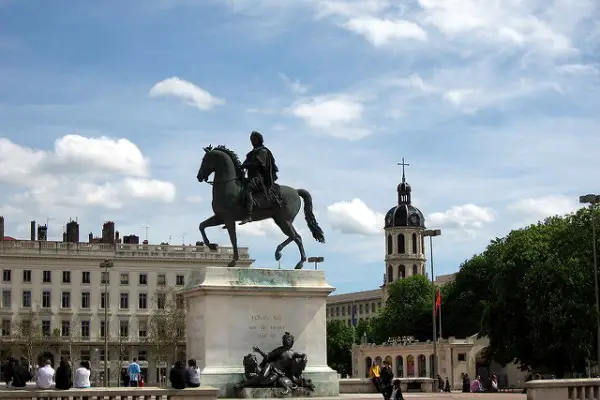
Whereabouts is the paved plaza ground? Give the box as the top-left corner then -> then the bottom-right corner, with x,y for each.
299,393 -> 526,400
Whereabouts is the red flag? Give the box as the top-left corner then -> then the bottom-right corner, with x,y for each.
434,290 -> 441,316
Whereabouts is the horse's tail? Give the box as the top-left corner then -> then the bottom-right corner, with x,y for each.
297,189 -> 325,243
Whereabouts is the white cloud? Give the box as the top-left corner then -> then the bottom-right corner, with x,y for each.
427,204 -> 495,231
507,195 -> 582,224
327,198 -> 384,236
78,179 -> 176,209
238,219 -> 283,237
288,95 -> 371,140
149,77 -> 225,111
184,195 -> 203,204
0,135 -> 176,212
557,64 -> 599,75
344,17 -> 427,45
51,135 -> 149,177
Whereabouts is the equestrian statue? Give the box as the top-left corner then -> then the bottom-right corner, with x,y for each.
196,131 -> 325,269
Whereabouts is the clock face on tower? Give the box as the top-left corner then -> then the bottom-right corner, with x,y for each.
408,214 -> 419,226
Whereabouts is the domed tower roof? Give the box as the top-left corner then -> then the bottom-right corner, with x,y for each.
384,158 -> 425,229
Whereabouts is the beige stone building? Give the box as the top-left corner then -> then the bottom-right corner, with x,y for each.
0,230 -> 251,385
352,335 -> 528,389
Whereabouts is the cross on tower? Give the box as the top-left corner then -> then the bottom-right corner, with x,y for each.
397,158 -> 410,182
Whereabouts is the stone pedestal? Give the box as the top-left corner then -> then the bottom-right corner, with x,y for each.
183,267 -> 339,398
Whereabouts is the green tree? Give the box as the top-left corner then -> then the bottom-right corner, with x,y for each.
373,275 -> 434,343
478,207 -> 600,376
326,320 -> 353,375
354,319 -> 374,344
147,287 -> 186,370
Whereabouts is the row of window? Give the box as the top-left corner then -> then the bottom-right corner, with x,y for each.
327,301 -> 382,318
1,290 -> 183,310
0,317 -> 183,340
386,264 -> 422,283
386,233 -> 423,255
1,270 -> 185,286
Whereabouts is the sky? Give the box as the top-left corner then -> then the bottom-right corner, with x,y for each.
0,0 -> 599,294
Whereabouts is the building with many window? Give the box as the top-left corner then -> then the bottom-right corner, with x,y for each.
0,237 -> 252,384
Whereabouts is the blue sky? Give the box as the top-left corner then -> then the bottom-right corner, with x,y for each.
1,0 -> 599,293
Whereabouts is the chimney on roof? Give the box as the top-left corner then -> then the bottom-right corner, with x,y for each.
88,232 -> 93,243
102,221 -> 115,244
66,220 -> 79,243
30,221 -> 36,241
0,216 -> 4,241
37,224 -> 47,241
115,231 -> 120,243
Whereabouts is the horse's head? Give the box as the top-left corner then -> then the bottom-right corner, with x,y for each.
197,145 -> 214,182
197,145 -> 243,183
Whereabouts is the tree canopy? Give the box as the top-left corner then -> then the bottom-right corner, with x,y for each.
326,320 -> 353,375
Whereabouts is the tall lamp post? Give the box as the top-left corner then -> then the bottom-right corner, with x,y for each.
580,194 -> 600,372
307,256 -> 324,270
423,229 -> 442,387
99,259 -> 114,387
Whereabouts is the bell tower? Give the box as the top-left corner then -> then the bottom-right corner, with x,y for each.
382,158 -> 427,292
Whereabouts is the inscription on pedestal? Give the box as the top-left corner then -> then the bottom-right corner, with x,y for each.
248,315 -> 286,342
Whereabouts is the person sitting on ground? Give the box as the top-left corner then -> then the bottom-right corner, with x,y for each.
490,374 -> 499,392
10,359 -> 32,388
170,361 -> 187,389
74,361 -> 91,389
36,359 -> 55,389
186,359 -> 201,388
55,358 -> 72,390
390,379 -> 404,400
470,375 -> 484,393
380,360 -> 394,400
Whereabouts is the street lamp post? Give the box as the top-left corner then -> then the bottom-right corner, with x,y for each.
99,259 -> 114,387
307,256 -> 324,270
423,229 -> 442,388
580,194 -> 600,372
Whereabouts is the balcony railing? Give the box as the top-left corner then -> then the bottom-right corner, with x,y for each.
0,240 -> 250,260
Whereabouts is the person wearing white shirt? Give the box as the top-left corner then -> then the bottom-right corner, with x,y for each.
36,360 -> 55,389
74,361 -> 91,388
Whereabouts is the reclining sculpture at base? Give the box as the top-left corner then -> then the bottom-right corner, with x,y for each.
235,332 -> 315,395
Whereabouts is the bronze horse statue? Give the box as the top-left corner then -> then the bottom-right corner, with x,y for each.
196,145 -> 325,269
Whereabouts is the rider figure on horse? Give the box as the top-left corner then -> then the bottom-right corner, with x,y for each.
239,131 -> 283,225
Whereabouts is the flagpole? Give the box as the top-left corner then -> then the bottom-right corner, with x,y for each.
438,293 -> 442,340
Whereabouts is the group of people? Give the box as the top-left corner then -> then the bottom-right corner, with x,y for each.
168,359 -> 201,389
461,373 -> 499,393
369,360 -> 404,400
1,357 -> 91,389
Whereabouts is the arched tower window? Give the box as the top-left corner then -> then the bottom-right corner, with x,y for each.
412,233 -> 417,254
412,264 -> 418,276
421,236 -> 425,255
387,265 -> 394,283
387,234 -> 393,255
397,234 -> 405,254
399,265 -> 406,279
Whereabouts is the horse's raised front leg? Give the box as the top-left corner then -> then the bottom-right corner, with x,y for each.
224,219 -> 239,268
199,214 -> 224,251
275,238 -> 293,262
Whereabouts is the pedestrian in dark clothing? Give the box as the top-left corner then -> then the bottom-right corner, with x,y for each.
55,358 -> 73,390
169,361 -> 187,389
391,379 -> 404,400
444,377 -> 451,392
1,358 -> 14,387
11,360 -> 32,388
380,360 -> 394,400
